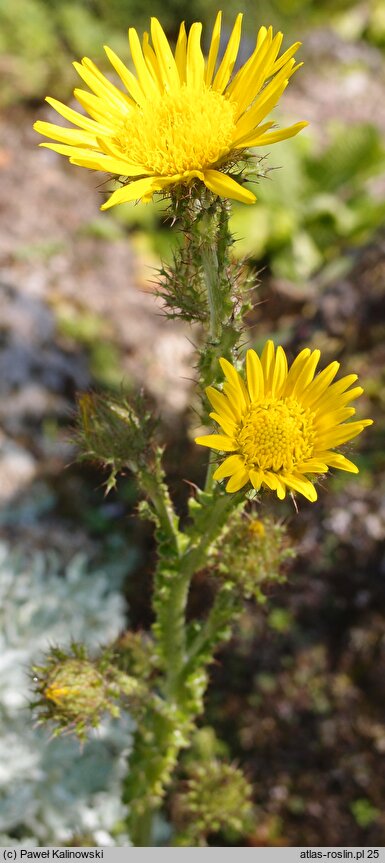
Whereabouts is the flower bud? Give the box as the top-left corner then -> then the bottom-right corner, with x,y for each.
176,760 -> 254,843
213,512 -> 295,603
32,644 -> 144,739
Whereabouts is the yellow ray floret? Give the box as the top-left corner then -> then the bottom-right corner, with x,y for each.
33,13 -> 307,209
195,342 -> 373,502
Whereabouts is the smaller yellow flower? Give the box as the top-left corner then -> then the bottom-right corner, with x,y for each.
33,13 -> 307,208
195,341 -> 373,501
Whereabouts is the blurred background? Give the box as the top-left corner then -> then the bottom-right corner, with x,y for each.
0,0 -> 384,847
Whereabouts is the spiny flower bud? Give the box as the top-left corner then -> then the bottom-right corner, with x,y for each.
112,631 -> 158,682
213,512 -> 295,603
76,390 -> 158,493
44,660 -> 111,716
31,644 -> 143,739
176,760 -> 254,844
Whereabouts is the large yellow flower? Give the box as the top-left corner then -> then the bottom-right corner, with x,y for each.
195,342 -> 373,502
33,13 -> 307,209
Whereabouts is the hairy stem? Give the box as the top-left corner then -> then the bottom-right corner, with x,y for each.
123,191 -> 249,844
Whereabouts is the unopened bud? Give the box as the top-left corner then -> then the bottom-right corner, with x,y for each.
176,760 -> 254,843
213,512 -> 295,603
32,643 -> 145,739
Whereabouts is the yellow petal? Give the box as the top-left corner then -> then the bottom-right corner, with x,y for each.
256,26 -> 268,50
174,21 -> 187,82
227,26 -> 273,113
205,11 -> 222,85
212,13 -> 243,93
222,382 -> 243,421
234,30 -> 283,120
246,349 -> 264,402
219,357 -> 249,408
282,348 -> 311,396
316,420 -> 373,449
100,177 -> 163,209
45,96 -> 114,135
226,467 -> 249,493
241,121 -> 308,149
74,59 -> 131,113
128,27 -> 159,96
270,41 -> 302,75
290,349 -> 320,397
285,474 -> 318,502
195,434 -> 236,452
301,361 -> 340,407
260,340 -> 275,391
336,386 -> 364,406
231,122 -> 274,149
250,469 -> 263,490
104,45 -> 145,105
205,385 -> 238,422
69,153 -> 149,175
295,459 -> 328,474
142,31 -> 163,89
315,407 -> 356,430
209,412 -> 237,436
219,381 -> 246,423
316,452 -> 359,473
320,373 -> 358,398
203,170 -> 256,204
213,454 -> 245,480
263,471 -> 286,500
271,345 -> 288,397
315,384 -> 364,415
150,17 -> 180,90
186,22 -> 204,88
33,121 -> 97,147
38,142 -> 100,158
233,59 -> 297,140
74,88 -> 116,124
275,477 -> 287,499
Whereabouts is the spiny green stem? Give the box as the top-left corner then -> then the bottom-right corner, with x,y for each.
129,808 -> 154,848
161,571 -> 191,699
182,491 -> 244,580
158,492 -> 243,701
204,451 -> 216,494
140,462 -> 180,555
184,587 -> 242,674
200,239 -> 222,343
123,191 -> 250,844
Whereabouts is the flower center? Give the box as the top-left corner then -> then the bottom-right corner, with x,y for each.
114,84 -> 237,176
237,397 -> 315,473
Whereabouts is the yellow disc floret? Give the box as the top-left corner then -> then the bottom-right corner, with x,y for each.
237,398 -> 315,473
115,85 -> 237,176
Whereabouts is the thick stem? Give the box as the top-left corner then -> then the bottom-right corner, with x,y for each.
199,199 -> 232,344
204,451 -> 216,494
200,233 -> 222,343
184,587 -> 242,675
195,198 -> 244,399
124,192 -> 249,844
183,491 -> 244,581
160,491 -> 243,702
140,465 -> 180,556
162,571 -> 191,699
129,808 -> 154,848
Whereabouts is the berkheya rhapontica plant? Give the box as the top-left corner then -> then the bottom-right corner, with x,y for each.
33,12 -> 372,846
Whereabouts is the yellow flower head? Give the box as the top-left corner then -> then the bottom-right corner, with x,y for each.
195,342 -> 373,502
33,13 -> 307,209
